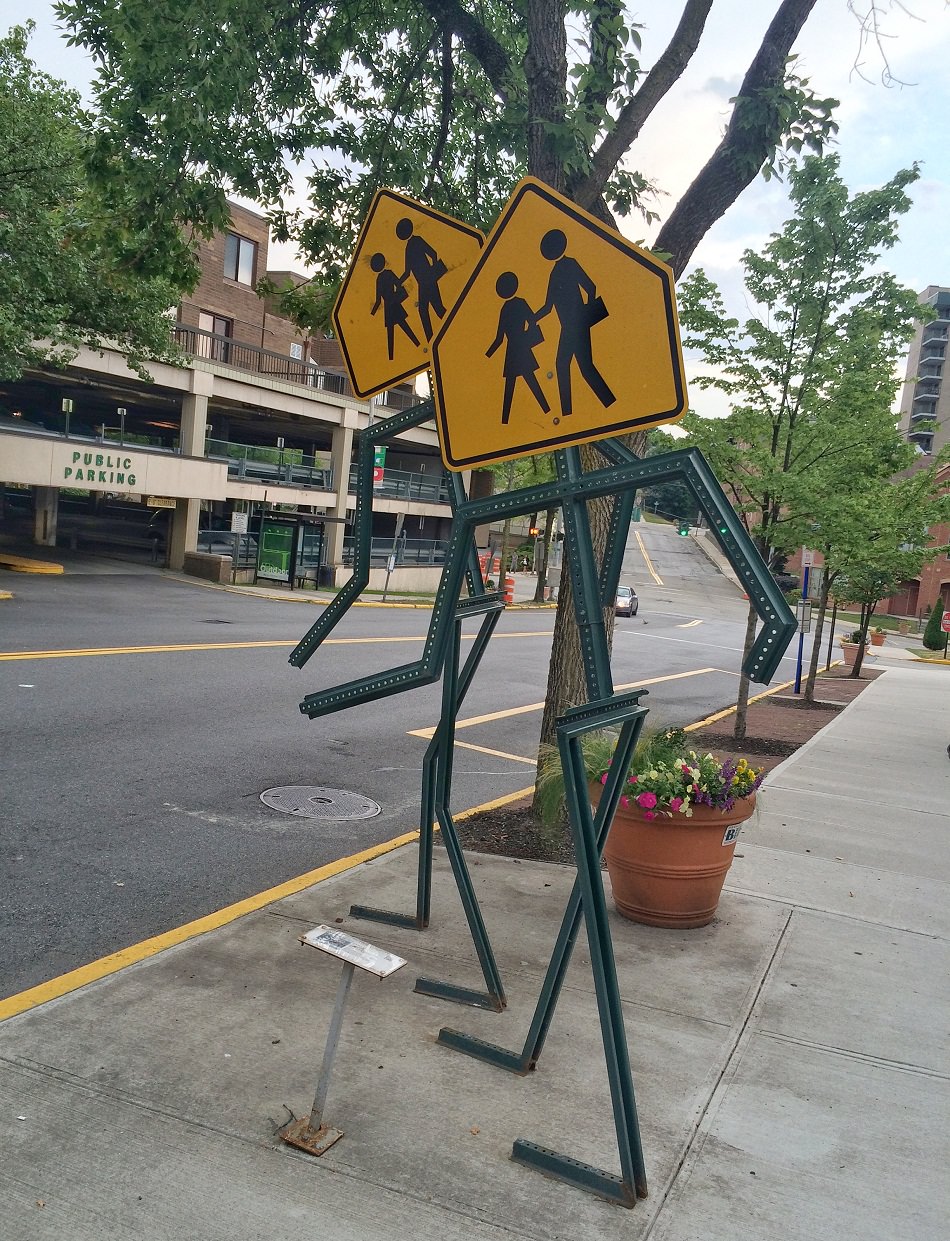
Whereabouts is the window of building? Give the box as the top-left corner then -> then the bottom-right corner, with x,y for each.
289,342 -> 304,361
224,232 -> 257,285
197,312 -> 233,362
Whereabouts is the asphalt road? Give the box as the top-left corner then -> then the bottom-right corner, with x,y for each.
1,525 -> 823,999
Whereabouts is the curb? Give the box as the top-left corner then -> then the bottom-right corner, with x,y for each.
0,555 -> 63,575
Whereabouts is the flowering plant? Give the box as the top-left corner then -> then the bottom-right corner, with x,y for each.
596,728 -> 764,820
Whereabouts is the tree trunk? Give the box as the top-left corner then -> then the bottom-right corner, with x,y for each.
732,604 -> 759,743
524,0 -> 568,193
802,573 -> 832,702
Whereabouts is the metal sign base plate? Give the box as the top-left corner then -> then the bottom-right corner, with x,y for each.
279,1118 -> 344,1156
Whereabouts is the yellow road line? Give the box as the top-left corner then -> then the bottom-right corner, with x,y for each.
634,530 -> 663,586
452,740 -> 538,764
408,667 -> 718,738
0,629 -> 556,662
0,640 -> 300,660
0,830 -> 419,1023
678,618 -> 702,629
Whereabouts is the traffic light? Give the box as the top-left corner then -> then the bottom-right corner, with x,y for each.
529,526 -> 540,537
677,521 -> 690,536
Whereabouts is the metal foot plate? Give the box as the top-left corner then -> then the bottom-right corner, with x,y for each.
437,1027 -> 532,1074
415,977 -> 505,1010
279,1118 -> 344,1156
511,1139 -> 639,1208
349,904 -> 425,930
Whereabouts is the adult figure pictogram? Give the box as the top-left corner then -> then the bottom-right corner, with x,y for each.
370,251 -> 420,360
397,217 -> 448,340
485,271 -> 550,425
536,228 -> 616,416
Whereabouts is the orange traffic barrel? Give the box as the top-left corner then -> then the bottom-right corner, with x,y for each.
504,575 -> 515,603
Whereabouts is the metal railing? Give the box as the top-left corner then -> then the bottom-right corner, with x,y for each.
351,465 -> 452,504
342,536 -> 449,566
174,325 -> 418,410
206,439 -> 333,490
196,529 -> 259,569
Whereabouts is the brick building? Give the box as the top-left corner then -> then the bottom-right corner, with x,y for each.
0,203 -> 460,587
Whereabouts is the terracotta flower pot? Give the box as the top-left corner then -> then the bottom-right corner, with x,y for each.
870,631 -> 886,646
597,789 -> 756,928
839,641 -> 861,667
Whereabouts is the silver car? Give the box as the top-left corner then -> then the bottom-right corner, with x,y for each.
615,584 -> 638,617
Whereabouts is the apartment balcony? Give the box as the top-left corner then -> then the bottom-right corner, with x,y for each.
173,325 -> 419,411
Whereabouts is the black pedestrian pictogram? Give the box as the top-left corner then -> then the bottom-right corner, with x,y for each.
397,217 -> 448,341
485,272 -> 551,425
536,228 -> 615,416
370,252 -> 421,360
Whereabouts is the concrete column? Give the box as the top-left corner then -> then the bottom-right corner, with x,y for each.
168,381 -> 212,570
32,487 -> 59,547
326,419 -> 356,566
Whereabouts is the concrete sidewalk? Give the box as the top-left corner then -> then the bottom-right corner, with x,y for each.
1,663 -> 948,1239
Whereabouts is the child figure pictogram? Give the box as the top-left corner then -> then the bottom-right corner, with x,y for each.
370,252 -> 421,360
485,271 -> 550,425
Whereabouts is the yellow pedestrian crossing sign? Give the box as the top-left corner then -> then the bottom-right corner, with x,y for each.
430,178 -> 687,470
332,190 -> 484,399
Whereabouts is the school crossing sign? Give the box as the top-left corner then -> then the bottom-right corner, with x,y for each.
430,178 -> 688,470
332,190 -> 484,399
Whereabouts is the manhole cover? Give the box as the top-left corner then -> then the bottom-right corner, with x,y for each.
260,785 -> 381,821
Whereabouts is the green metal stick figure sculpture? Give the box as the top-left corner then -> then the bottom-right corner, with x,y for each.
289,398 -> 796,1209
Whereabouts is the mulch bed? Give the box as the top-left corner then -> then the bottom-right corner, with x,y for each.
452,666 -> 883,867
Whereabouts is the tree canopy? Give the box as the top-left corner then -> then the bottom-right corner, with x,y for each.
0,23 -> 180,382
56,0 -> 839,295
53,1 -> 879,762
678,153 -> 930,729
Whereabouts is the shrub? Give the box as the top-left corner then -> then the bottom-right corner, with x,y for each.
922,599 -> 947,651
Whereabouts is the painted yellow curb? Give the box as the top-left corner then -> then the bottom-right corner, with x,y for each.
0,830 -> 418,1023
0,668 -> 835,1023
0,591 -> 13,600
0,555 -> 63,574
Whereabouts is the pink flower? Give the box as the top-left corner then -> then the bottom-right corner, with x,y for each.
636,791 -> 657,810
644,811 -> 656,820
670,797 -> 683,813
620,795 -> 630,809
600,773 -> 608,785
628,775 -> 638,784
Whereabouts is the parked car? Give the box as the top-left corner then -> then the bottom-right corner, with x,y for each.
615,584 -> 639,617
772,571 -> 799,592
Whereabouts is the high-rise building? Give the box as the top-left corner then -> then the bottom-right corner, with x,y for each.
897,285 -> 950,457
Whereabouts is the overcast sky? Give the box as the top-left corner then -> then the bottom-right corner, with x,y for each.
6,0 -> 947,412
